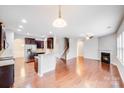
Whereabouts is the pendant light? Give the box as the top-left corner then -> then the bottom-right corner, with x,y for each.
53,5 -> 67,28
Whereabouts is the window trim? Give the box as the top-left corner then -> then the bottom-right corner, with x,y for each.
117,31 -> 124,65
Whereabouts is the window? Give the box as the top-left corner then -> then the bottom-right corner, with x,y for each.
117,36 -> 120,59
122,32 -> 124,63
117,31 -> 124,65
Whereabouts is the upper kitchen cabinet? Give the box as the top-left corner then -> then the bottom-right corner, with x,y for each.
25,38 -> 36,45
0,23 -> 2,51
47,37 -> 54,49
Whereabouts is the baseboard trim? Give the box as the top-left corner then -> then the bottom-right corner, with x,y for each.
67,56 -> 99,61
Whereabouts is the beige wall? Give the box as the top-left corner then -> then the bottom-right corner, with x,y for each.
14,39 -> 24,58
98,33 -> 116,62
77,39 -> 84,57
82,38 -> 99,60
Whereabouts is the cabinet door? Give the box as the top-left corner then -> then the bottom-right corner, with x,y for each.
41,41 -> 44,48
31,39 -> 36,44
25,38 -> 36,45
47,37 -> 54,49
0,65 -> 14,88
25,38 -> 30,44
0,23 -> 2,50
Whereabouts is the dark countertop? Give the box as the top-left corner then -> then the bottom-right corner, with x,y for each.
36,52 -> 45,55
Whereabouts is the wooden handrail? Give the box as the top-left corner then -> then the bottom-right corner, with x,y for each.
60,38 -> 69,63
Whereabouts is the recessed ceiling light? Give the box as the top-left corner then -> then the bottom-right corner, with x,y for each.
17,29 -> 22,32
26,32 -> 30,35
49,31 -> 52,34
22,19 -> 27,23
19,25 -> 23,29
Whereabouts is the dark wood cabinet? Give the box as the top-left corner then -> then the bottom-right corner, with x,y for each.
0,22 -> 6,51
0,64 -> 14,88
36,40 -> 44,49
34,59 -> 38,73
0,23 -> 2,51
25,38 -> 36,45
47,37 -> 54,49
41,41 -> 44,48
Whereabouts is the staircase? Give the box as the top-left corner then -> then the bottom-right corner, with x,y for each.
59,38 -> 69,64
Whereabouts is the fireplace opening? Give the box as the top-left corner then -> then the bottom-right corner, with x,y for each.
101,52 -> 110,64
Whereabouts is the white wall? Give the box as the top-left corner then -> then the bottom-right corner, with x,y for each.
98,33 -> 116,63
67,38 -> 78,59
54,37 -> 78,60
54,37 -> 65,58
0,31 -> 14,57
54,37 -> 99,60
82,38 -> 99,60
67,37 -> 99,60
77,39 -> 84,57
14,39 -> 24,58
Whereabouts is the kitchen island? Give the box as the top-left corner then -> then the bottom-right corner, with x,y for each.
36,51 -> 57,77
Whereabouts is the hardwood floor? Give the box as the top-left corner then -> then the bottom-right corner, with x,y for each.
13,57 -> 124,88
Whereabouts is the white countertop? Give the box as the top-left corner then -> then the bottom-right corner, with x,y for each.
0,59 -> 15,66
37,52 -> 56,77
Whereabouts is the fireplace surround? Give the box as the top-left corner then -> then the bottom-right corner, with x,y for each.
101,52 -> 110,64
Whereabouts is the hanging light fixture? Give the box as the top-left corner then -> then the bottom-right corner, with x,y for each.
53,5 -> 67,28
85,33 -> 94,40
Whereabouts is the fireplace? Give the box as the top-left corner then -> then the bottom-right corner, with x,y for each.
101,52 -> 110,64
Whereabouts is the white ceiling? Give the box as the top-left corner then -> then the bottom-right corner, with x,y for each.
0,5 -> 124,38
